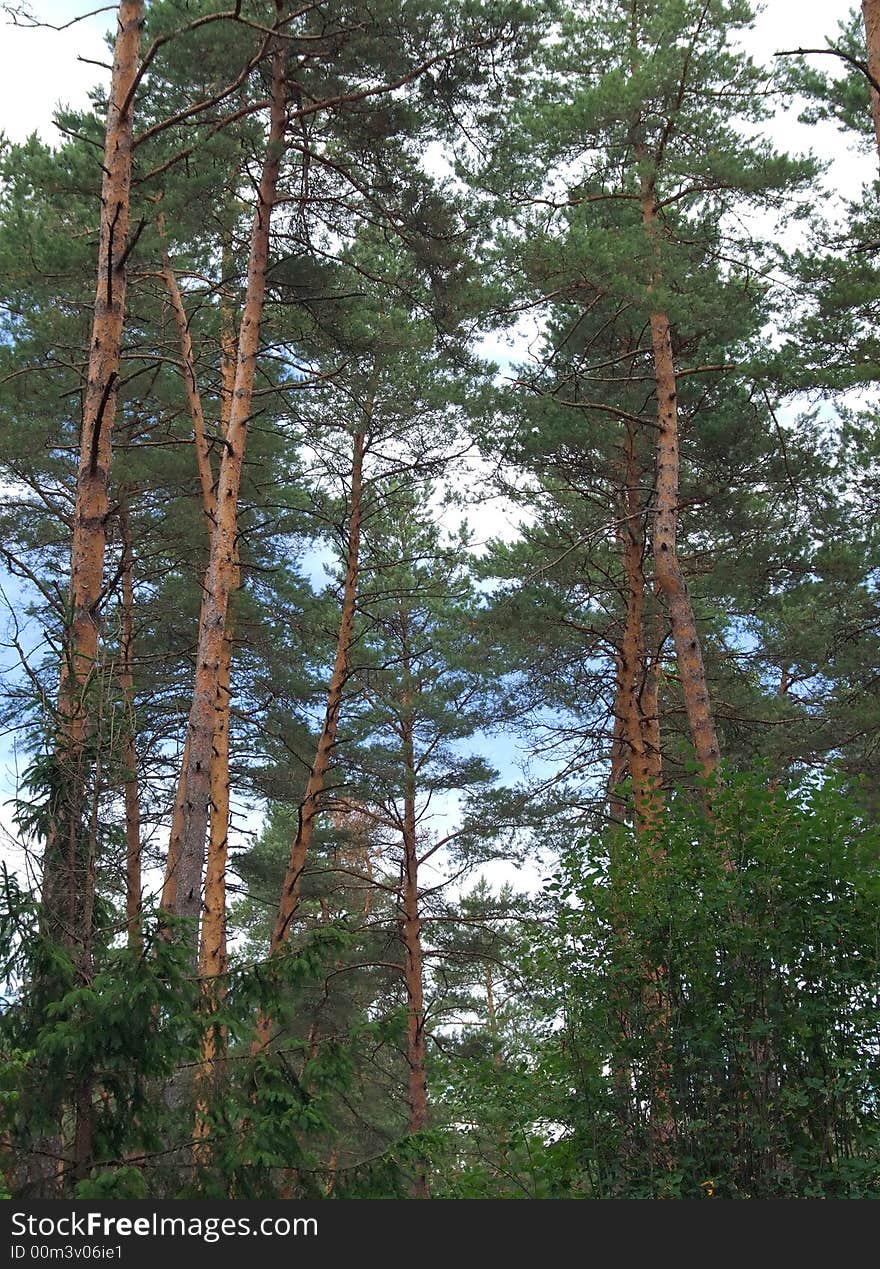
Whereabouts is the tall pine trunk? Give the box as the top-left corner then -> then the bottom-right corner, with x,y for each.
400,671 -> 428,1198
613,423 -> 663,832
863,0 -> 880,163
639,179 -> 720,782
253,424 -> 366,1051
155,233 -> 240,1133
194,306 -> 238,1152
31,1 -> 143,1194
43,0 -> 143,953
164,37 -> 288,944
118,500 -> 141,949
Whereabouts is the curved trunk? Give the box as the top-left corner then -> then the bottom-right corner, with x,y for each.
161,252 -> 234,917
156,254 -> 238,1149
253,425 -> 366,1051
158,214 -> 217,519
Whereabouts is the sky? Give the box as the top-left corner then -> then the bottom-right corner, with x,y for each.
0,1 -> 864,149
0,0 -> 870,893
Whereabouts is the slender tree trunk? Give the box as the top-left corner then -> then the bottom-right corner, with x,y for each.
158,213 -> 217,519
608,428 -> 669,1169
71,668 -> 105,1184
400,676 -> 429,1198
614,424 -> 664,832
253,425 -> 366,1051
192,607 -> 233,1156
118,500 -> 141,949
863,0 -> 880,163
43,0 -> 143,953
639,180 -> 720,782
194,297 -> 238,1126
158,249 -> 224,912
485,962 -> 503,1068
35,13 -> 144,1188
160,735 -> 188,913
194,562 -> 237,1149
156,241 -> 238,1141
607,710 -> 628,824
165,38 -> 288,942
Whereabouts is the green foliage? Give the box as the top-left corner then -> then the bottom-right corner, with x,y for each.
495,772 -> 880,1198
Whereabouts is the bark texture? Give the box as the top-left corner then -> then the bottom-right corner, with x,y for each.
44,0 -> 144,952
194,319 -> 238,1151
612,424 -> 663,832
400,689 -> 429,1199
159,212 -> 217,520
33,0 -> 143,1194
165,39 -> 288,938
863,0 -> 880,163
118,500 -> 141,949
640,182 -> 720,782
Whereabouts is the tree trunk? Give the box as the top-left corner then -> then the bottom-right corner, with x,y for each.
165,39 -> 288,943
640,181 -> 720,782
614,423 -> 664,833
118,500 -> 141,949
43,0 -> 143,954
607,709 -> 629,825
160,250 -> 231,915
158,213 -> 217,520
35,14 -> 144,1187
156,240 -> 238,1142
194,294 -> 238,1133
253,424 -> 366,1051
192,600 -> 233,1155
400,678 -> 429,1198
863,0 -> 880,163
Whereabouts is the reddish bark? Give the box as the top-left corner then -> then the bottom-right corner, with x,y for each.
35,1 -> 144,1192
165,37 -> 288,937
118,500 -> 141,949
156,249 -> 238,1150
640,181 -> 720,783
863,0 -> 880,163
198,299 -> 238,1002
158,212 -> 216,520
613,424 -> 664,833
44,0 -> 144,953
